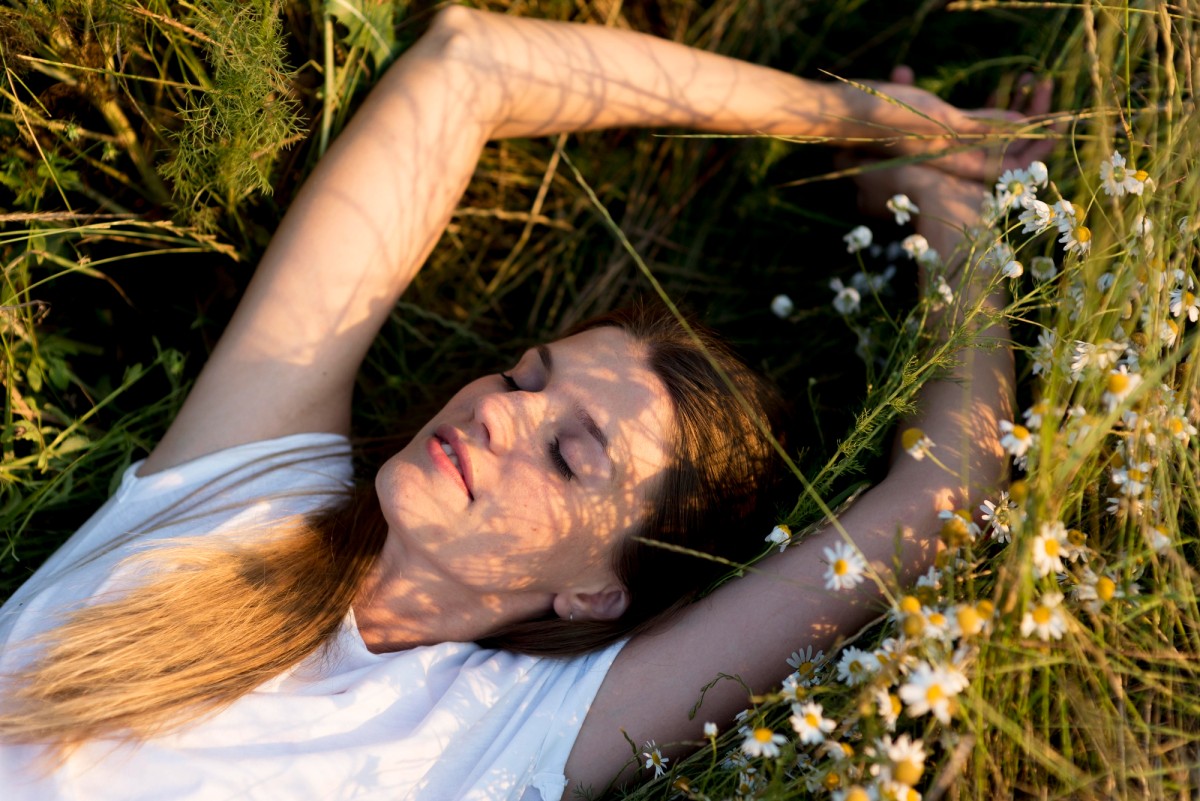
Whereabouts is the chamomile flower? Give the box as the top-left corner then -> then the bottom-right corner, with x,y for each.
874,687 -> 901,731
1018,199 -> 1054,234
995,167 -> 1035,210
1111,461 -> 1152,496
900,233 -> 929,260
1166,410 -> 1198,443
898,661 -> 968,724
1020,591 -> 1067,640
886,194 -> 919,225
952,602 -> 989,638
933,275 -> 954,306
823,541 -> 867,591
1030,256 -> 1057,282
835,646 -> 881,686
642,740 -> 670,777
900,428 -> 933,461
999,419 -> 1034,462
1060,223 -> 1093,255
1127,166 -> 1154,196
980,494 -> 1015,543
1031,520 -> 1069,577
741,727 -> 788,759
1102,365 -> 1142,411
916,247 -> 942,270
786,645 -> 824,685
791,702 -> 836,745
766,524 -> 793,553
1026,160 -> 1049,186
1145,524 -> 1171,553
1030,330 -> 1057,376
844,225 -> 873,254
771,294 -> 795,319
1074,566 -> 1122,614
938,508 -> 979,548
1159,319 -> 1180,348
1001,259 -> 1024,279
830,278 -> 862,315
1053,200 -> 1080,233
1099,150 -> 1132,197
704,722 -> 719,738
883,734 -> 927,787
1169,288 -> 1199,322
833,786 -> 876,801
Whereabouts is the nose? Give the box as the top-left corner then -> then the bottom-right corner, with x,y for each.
474,387 -> 549,454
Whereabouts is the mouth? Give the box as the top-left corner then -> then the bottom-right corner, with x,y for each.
431,426 -> 474,502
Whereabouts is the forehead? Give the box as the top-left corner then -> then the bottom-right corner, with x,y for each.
543,327 -> 674,487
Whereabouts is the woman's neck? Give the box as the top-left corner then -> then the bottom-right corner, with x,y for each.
351,532 -> 553,653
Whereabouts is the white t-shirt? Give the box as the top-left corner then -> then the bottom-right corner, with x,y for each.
0,433 -> 625,801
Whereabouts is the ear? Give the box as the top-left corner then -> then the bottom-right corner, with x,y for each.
553,584 -> 629,622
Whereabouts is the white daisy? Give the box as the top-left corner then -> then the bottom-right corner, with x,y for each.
1145,524 -> 1171,553
874,687 -> 901,731
740,727 -> 788,758
704,722 -> 719,738
786,645 -> 824,685
642,740 -> 670,777
933,275 -> 954,306
1002,259 -> 1024,279
790,702 -> 836,745
898,661 -> 968,724
1031,520 -> 1069,577
766,524 -> 793,553
829,278 -> 862,315
1059,223 -> 1093,255
1026,160 -> 1049,186
823,541 -> 867,591
1018,199 -> 1054,234
1030,329 -> 1057,376
1099,150 -> 1130,197
1169,288 -> 1199,322
900,233 -> 929,260
1074,566 -> 1122,614
900,427 -> 934,461
883,733 -> 926,787
995,167 -> 1035,210
1020,591 -> 1067,640
1053,200 -> 1080,233
1102,365 -> 1142,411
1030,256 -> 1057,282
886,194 -> 919,225
770,294 -> 795,319
835,646 -> 881,686
1111,461 -> 1152,497
843,225 -> 873,254
999,419 -> 1034,459
979,493 -> 1015,542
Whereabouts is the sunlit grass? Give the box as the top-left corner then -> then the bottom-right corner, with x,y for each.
2,1 -> 1197,798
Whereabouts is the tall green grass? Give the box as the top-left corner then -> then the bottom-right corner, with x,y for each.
3,1 -> 1197,798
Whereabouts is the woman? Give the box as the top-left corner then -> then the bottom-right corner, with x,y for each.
0,7 -> 1047,799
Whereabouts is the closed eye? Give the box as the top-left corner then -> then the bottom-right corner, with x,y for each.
500,372 -> 576,482
500,372 -> 520,391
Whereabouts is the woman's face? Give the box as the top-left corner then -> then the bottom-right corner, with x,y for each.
375,326 -> 674,610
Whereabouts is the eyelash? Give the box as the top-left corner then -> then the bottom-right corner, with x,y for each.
499,372 -> 576,482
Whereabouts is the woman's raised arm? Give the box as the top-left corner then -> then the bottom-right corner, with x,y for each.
567,165 -> 1015,793
141,6 -> 1010,475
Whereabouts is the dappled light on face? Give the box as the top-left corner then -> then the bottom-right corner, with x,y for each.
360,327 -> 673,650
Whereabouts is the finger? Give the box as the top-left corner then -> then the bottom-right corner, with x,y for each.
890,65 -> 915,86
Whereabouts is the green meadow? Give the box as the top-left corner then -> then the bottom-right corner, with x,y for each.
2,1 -> 1197,798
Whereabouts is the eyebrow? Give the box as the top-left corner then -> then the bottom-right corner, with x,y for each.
537,344 -> 614,475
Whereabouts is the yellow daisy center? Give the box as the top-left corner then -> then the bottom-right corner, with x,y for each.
833,559 -> 849,576
804,713 -> 820,728
977,599 -> 996,617
1108,372 -> 1131,394
1033,606 -> 1052,625
1011,424 -> 1030,440
957,606 -> 983,636
1009,480 -> 1029,503
929,612 -> 947,628
1097,576 -> 1117,601
823,771 -> 841,790
1185,292 -> 1196,306
1128,468 -> 1145,482
894,759 -> 923,787
1167,320 -> 1180,335
1044,538 -> 1060,558
1134,169 -> 1149,182
845,787 -> 871,801
926,684 -> 945,704
900,595 -> 922,614
753,727 -> 773,743
903,614 -> 926,638
1068,528 -> 1087,547
901,428 -> 926,451
1076,225 -> 1092,243
797,660 -> 813,674
889,694 -> 902,716
1169,417 -> 1185,434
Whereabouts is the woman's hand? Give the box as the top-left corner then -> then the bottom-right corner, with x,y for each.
854,66 -> 1055,182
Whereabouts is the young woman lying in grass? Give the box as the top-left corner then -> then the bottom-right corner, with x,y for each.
0,6 -> 1049,799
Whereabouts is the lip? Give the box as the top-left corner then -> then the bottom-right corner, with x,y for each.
430,425 -> 474,501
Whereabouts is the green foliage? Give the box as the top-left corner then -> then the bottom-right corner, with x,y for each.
159,0 -> 303,223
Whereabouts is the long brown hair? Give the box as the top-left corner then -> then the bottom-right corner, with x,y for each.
0,302 -> 788,751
